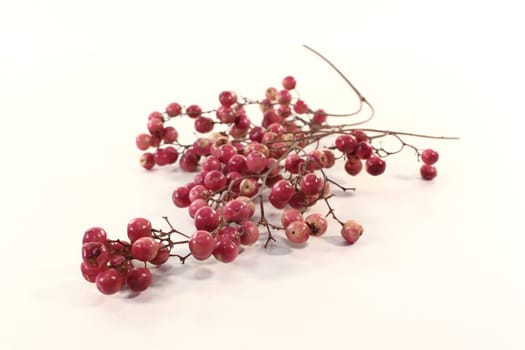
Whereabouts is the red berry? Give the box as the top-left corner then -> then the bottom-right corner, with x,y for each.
335,134 -> 358,154
285,221 -> 311,244
81,261 -> 107,283
194,206 -> 219,231
271,179 -> 294,203
127,217 -> 152,242
300,173 -> 324,196
136,133 -> 151,151
165,102 -> 182,117
140,152 -> 155,170
82,227 -> 107,244
219,90 -> 238,107
305,214 -> 328,236
421,149 -> 439,165
189,230 -> 216,260
276,89 -> 292,105
204,170 -> 227,191
147,118 -> 164,135
223,199 -> 248,222
131,237 -> 159,262
344,155 -> 363,176
150,246 -> 170,265
352,130 -> 369,143
213,238 -> 239,263
420,164 -> 437,180
194,116 -> 214,133
172,186 -> 191,208
126,267 -> 152,292
188,199 -> 208,219
355,142 -> 373,160
281,208 -> 304,228
95,268 -> 124,295
186,104 -> 202,118
293,99 -> 308,114
341,220 -> 363,244
239,220 -> 259,245
246,151 -> 268,174
365,156 -> 386,176
82,241 -> 110,268
179,149 -> 200,172
282,76 -> 296,90
162,126 -> 179,144
312,109 -> 327,124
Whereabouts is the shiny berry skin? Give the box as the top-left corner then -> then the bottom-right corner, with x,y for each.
249,126 -> 265,142
323,150 -> 336,168
341,220 -> 364,244
421,149 -> 439,165
335,134 -> 358,154
140,152 -> 155,170
307,150 -> 327,170
269,193 -> 287,209
223,199 -> 248,222
165,102 -> 182,117
148,111 -> 164,121
227,154 -> 247,173
188,199 -> 208,218
82,241 -> 110,268
131,237 -> 159,262
150,246 -> 170,265
194,116 -> 214,133
246,151 -> 268,174
163,126 -> 179,144
136,133 -> 151,151
189,230 -> 216,260
147,118 -> 164,135
305,214 -> 328,236
352,130 -> 369,143
126,267 -> 152,292
355,142 -> 373,160
218,144 -> 237,163
420,164 -> 437,180
219,90 -> 238,107
186,104 -> 202,118
276,89 -> 292,104
213,239 -> 239,263
95,268 -> 124,295
240,220 -> 259,245
282,76 -> 296,90
82,227 -> 107,244
172,186 -> 191,208
293,99 -> 308,114
194,206 -> 220,231
271,180 -> 294,203
344,155 -> 363,176
80,261 -> 107,283
285,153 -> 304,174
239,178 -> 259,197
312,109 -> 327,124
277,104 -> 292,119
300,173 -> 324,196
216,106 -> 236,123
285,221 -> 311,244
204,170 -> 227,191
179,150 -> 200,172
365,156 -> 386,176
188,184 -> 210,202
127,217 -> 152,242
281,208 -> 304,228
216,226 -> 241,246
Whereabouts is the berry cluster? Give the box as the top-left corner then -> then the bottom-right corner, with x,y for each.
81,46 -> 455,295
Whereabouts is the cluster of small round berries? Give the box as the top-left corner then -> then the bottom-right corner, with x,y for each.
83,47 -> 451,295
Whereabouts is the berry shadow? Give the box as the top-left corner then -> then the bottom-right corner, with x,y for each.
320,235 -> 350,247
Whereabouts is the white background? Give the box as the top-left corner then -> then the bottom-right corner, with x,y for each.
1,0 -> 524,349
